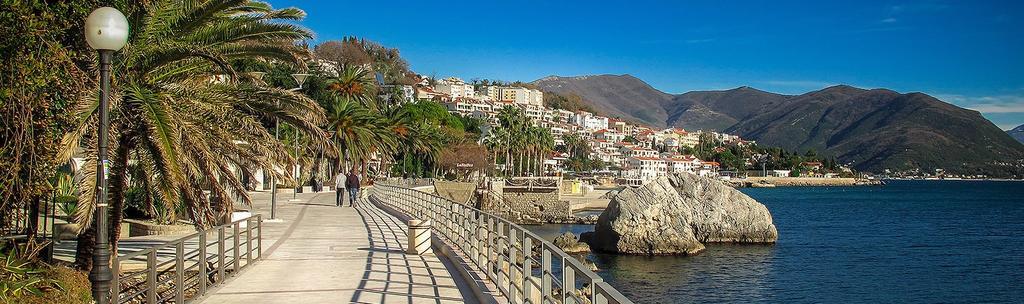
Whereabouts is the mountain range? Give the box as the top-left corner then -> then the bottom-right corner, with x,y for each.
532,74 -> 1024,175
1010,124 -> 1024,143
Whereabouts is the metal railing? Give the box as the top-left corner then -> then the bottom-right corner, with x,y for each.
112,215 -> 262,304
377,177 -> 434,188
505,177 -> 563,190
369,183 -> 633,304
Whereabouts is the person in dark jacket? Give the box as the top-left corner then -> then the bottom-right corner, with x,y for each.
345,170 -> 360,207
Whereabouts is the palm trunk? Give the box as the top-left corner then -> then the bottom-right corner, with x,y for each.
26,196 -> 40,240
505,149 -> 511,177
74,225 -> 96,270
492,149 -> 498,175
108,135 -> 132,248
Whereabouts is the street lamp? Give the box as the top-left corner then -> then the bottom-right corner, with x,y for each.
289,74 -> 311,201
85,7 -> 129,304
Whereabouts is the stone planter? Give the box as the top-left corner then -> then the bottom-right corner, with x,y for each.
302,186 -> 313,193
127,220 -> 196,237
53,223 -> 80,241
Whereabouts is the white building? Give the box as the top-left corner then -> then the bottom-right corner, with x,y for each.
522,104 -> 546,122
593,129 -> 625,143
435,77 -> 475,99
572,111 -> 609,131
480,86 -> 543,106
667,155 -> 703,174
625,157 -> 668,180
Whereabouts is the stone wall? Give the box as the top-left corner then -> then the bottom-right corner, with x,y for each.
498,189 -> 572,222
127,220 -> 196,237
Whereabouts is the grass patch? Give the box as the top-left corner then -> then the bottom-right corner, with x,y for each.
7,264 -> 92,304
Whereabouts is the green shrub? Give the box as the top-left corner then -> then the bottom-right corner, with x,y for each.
0,241 -> 62,302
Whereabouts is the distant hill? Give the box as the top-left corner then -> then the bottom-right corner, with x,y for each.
1011,124 -> 1024,143
533,75 -> 673,125
668,86 -> 790,131
532,75 -> 1024,175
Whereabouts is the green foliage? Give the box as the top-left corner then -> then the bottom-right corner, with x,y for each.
314,37 -> 415,85
51,172 -> 79,217
543,91 -> 594,113
0,241 -> 62,301
0,0 -> 100,231
61,0 -> 324,231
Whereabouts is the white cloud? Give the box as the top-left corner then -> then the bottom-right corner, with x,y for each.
881,17 -> 898,23
936,94 -> 1024,113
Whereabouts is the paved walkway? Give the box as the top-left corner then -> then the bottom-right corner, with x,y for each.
197,191 -> 471,304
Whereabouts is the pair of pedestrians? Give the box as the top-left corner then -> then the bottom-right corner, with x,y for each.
334,171 -> 361,207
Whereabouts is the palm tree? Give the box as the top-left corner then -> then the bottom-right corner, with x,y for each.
326,64 -> 378,110
325,97 -> 392,176
59,0 -> 329,270
535,128 -> 555,175
483,126 -> 507,176
497,106 -> 528,176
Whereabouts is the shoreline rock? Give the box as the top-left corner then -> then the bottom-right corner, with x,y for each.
553,232 -> 592,253
589,173 -> 778,255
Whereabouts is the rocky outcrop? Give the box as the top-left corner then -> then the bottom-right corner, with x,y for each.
553,232 -> 591,253
590,173 -> 778,255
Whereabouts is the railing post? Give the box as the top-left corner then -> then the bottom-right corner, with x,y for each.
523,236 -> 533,302
233,221 -> 240,273
508,228 -> 519,302
199,230 -> 208,295
563,257 -> 575,304
111,256 -> 120,304
591,277 -> 605,304
486,217 -> 495,279
246,217 -> 253,266
542,248 -> 552,302
217,227 -> 226,281
476,214 -> 487,269
175,242 -> 185,304
257,215 -> 263,260
147,250 -> 157,304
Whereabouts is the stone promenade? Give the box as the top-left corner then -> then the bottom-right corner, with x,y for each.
195,190 -> 474,304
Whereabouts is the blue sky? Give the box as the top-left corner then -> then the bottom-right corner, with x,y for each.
268,0 -> 1024,130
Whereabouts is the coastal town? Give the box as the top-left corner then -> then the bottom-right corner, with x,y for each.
366,74 -> 859,186
4,1 -> 1024,304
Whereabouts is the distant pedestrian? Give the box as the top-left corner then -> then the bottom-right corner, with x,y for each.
334,172 -> 346,207
345,170 -> 361,207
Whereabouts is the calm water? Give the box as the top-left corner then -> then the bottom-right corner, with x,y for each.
528,180 -> 1024,303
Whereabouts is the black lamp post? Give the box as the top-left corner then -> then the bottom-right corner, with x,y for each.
85,7 -> 129,304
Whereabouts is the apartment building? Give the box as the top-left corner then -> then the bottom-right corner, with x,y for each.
572,111 -> 609,131
435,77 -> 475,98
480,86 -> 543,106
625,157 -> 668,180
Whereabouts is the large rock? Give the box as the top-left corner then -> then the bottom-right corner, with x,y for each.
590,173 -> 778,255
553,232 -> 591,253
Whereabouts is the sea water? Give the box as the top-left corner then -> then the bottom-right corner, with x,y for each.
527,180 -> 1024,303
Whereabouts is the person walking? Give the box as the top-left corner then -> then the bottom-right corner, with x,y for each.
334,172 -> 346,207
345,170 -> 361,207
